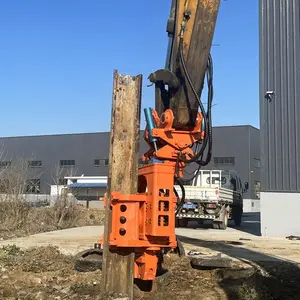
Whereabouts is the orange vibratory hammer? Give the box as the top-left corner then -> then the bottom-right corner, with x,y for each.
99,108 -> 204,281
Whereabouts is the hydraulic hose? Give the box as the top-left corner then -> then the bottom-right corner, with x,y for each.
178,38 -> 209,163
174,177 -> 186,215
178,38 -> 214,166
199,54 -> 213,166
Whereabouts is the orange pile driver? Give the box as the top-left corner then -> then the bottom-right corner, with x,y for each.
100,0 -> 220,284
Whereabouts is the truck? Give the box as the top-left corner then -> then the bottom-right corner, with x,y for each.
175,170 -> 249,230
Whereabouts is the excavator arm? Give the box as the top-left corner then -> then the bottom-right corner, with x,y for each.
146,0 -> 220,170
153,0 -> 220,129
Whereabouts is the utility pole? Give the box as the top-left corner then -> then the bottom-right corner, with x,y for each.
101,70 -> 142,299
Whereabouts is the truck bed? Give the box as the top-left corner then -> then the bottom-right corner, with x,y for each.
174,185 -> 239,204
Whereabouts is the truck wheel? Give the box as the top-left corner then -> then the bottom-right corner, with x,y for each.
233,207 -> 243,226
177,219 -> 188,228
219,212 -> 228,230
213,212 -> 228,230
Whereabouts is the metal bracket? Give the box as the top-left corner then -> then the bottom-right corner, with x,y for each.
148,69 -> 180,89
214,204 -> 227,222
148,69 -> 180,114
265,91 -> 275,102
166,18 -> 175,36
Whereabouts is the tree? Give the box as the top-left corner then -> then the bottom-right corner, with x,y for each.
49,162 -> 79,229
0,157 -> 33,232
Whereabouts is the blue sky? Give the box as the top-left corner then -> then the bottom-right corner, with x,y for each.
0,0 -> 258,137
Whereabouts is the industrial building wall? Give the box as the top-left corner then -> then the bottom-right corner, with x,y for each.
249,126 -> 261,199
260,0 -> 300,236
260,0 -> 300,192
201,126 -> 260,200
0,132 -> 148,194
0,126 -> 259,198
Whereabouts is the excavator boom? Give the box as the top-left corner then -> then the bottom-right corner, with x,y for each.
156,0 -> 220,129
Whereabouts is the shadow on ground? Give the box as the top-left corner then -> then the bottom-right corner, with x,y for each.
235,212 -> 261,236
185,212 -> 262,236
177,234 -> 300,300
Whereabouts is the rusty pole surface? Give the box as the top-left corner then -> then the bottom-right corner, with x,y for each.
101,70 -> 142,299
170,0 -> 221,128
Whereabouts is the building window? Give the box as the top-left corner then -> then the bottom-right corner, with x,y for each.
58,179 -> 67,185
254,158 -> 260,168
94,159 -> 109,167
26,179 -> 41,194
213,157 -> 235,166
0,161 -> 11,167
60,160 -> 75,167
28,160 -> 42,168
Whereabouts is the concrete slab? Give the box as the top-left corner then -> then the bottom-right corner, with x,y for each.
0,226 -> 104,255
261,192 -> 300,237
1,213 -> 300,266
243,199 -> 261,213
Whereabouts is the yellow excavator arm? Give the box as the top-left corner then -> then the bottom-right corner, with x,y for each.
151,0 -> 220,129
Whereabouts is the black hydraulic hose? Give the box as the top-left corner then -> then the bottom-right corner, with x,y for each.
178,37 -> 210,163
173,186 -> 179,203
176,54 -> 214,181
198,54 -> 213,166
174,177 -> 185,215
182,163 -> 202,184
179,48 -> 214,167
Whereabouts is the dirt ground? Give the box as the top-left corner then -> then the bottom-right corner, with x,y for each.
1,244 -> 300,300
1,211 -> 300,299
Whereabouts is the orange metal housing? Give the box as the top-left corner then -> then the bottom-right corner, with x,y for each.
101,162 -> 177,280
143,109 -> 204,175
100,108 -> 205,281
